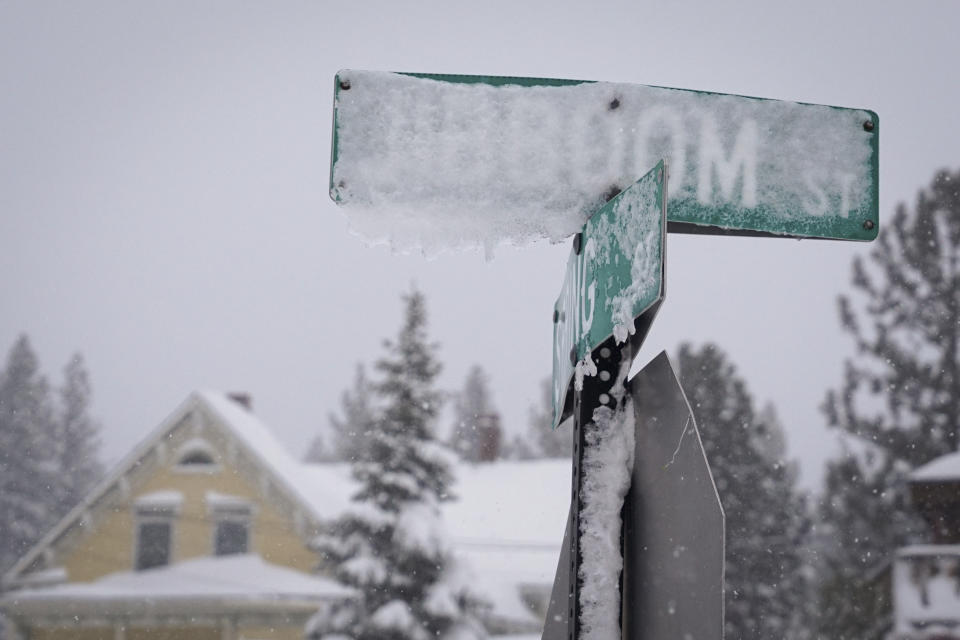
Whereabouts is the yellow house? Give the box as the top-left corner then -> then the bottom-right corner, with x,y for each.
1,391 -> 569,640
1,391 -> 354,640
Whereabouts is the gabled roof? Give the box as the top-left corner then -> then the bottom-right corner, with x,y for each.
4,390 -> 324,585
910,451 -> 960,483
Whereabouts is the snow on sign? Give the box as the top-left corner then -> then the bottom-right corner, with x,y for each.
329,70 -> 879,252
551,162 -> 666,429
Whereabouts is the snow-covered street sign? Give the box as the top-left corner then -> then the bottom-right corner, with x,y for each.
551,162 -> 666,429
329,70 -> 879,252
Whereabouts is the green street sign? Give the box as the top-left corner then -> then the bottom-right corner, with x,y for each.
552,161 -> 667,428
330,70 -> 879,244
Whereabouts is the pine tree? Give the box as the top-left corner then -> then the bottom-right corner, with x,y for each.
306,364 -> 377,464
0,335 -> 59,572
52,354 -> 103,518
676,343 -> 811,640
525,377 -> 570,458
311,290 -> 484,640
817,168 -> 960,638
450,365 -> 501,462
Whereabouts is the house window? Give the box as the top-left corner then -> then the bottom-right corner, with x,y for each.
180,450 -> 215,465
214,519 -> 249,555
207,492 -> 253,556
136,520 -> 172,570
133,491 -> 181,571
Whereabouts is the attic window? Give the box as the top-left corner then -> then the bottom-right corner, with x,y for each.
174,438 -> 219,472
180,450 -> 215,465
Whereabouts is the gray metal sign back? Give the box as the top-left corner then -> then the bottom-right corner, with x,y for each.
623,351 -> 725,640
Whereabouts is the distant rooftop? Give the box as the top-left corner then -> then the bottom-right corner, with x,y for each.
910,451 -> 960,482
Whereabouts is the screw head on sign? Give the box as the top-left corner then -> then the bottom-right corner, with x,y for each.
339,78 -> 351,91
609,97 -> 620,110
863,219 -> 876,231
863,120 -> 874,132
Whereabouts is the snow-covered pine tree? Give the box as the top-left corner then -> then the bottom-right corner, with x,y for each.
817,168 -> 960,639
307,364 -> 377,463
311,290 -> 484,640
52,353 -> 103,518
0,335 -> 59,573
676,343 -> 811,640
449,365 -> 501,462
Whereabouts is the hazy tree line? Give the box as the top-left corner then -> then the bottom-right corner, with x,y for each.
814,168 -> 960,638
0,336 -> 103,575
306,360 -> 570,465
0,336 -> 103,639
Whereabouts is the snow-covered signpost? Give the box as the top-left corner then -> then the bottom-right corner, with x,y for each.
328,70 -> 879,640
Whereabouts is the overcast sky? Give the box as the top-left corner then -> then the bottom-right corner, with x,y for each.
2,0 -> 958,492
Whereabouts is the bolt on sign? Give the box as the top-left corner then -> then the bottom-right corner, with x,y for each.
552,161 -> 666,429
329,70 -> 879,249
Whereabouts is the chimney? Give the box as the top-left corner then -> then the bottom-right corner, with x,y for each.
227,392 -> 253,412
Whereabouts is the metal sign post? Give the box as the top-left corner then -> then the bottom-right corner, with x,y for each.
544,164 -> 668,640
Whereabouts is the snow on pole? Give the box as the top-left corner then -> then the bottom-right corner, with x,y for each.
578,395 -> 636,639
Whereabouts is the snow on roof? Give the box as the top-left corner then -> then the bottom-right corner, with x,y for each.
133,490 -> 183,510
294,459 -> 571,550
910,451 -> 960,482
298,460 -> 568,628
897,544 -> 960,558
454,546 -> 553,626
198,390 -> 345,521
443,460 -> 569,547
9,554 -> 354,601
205,491 -> 252,510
